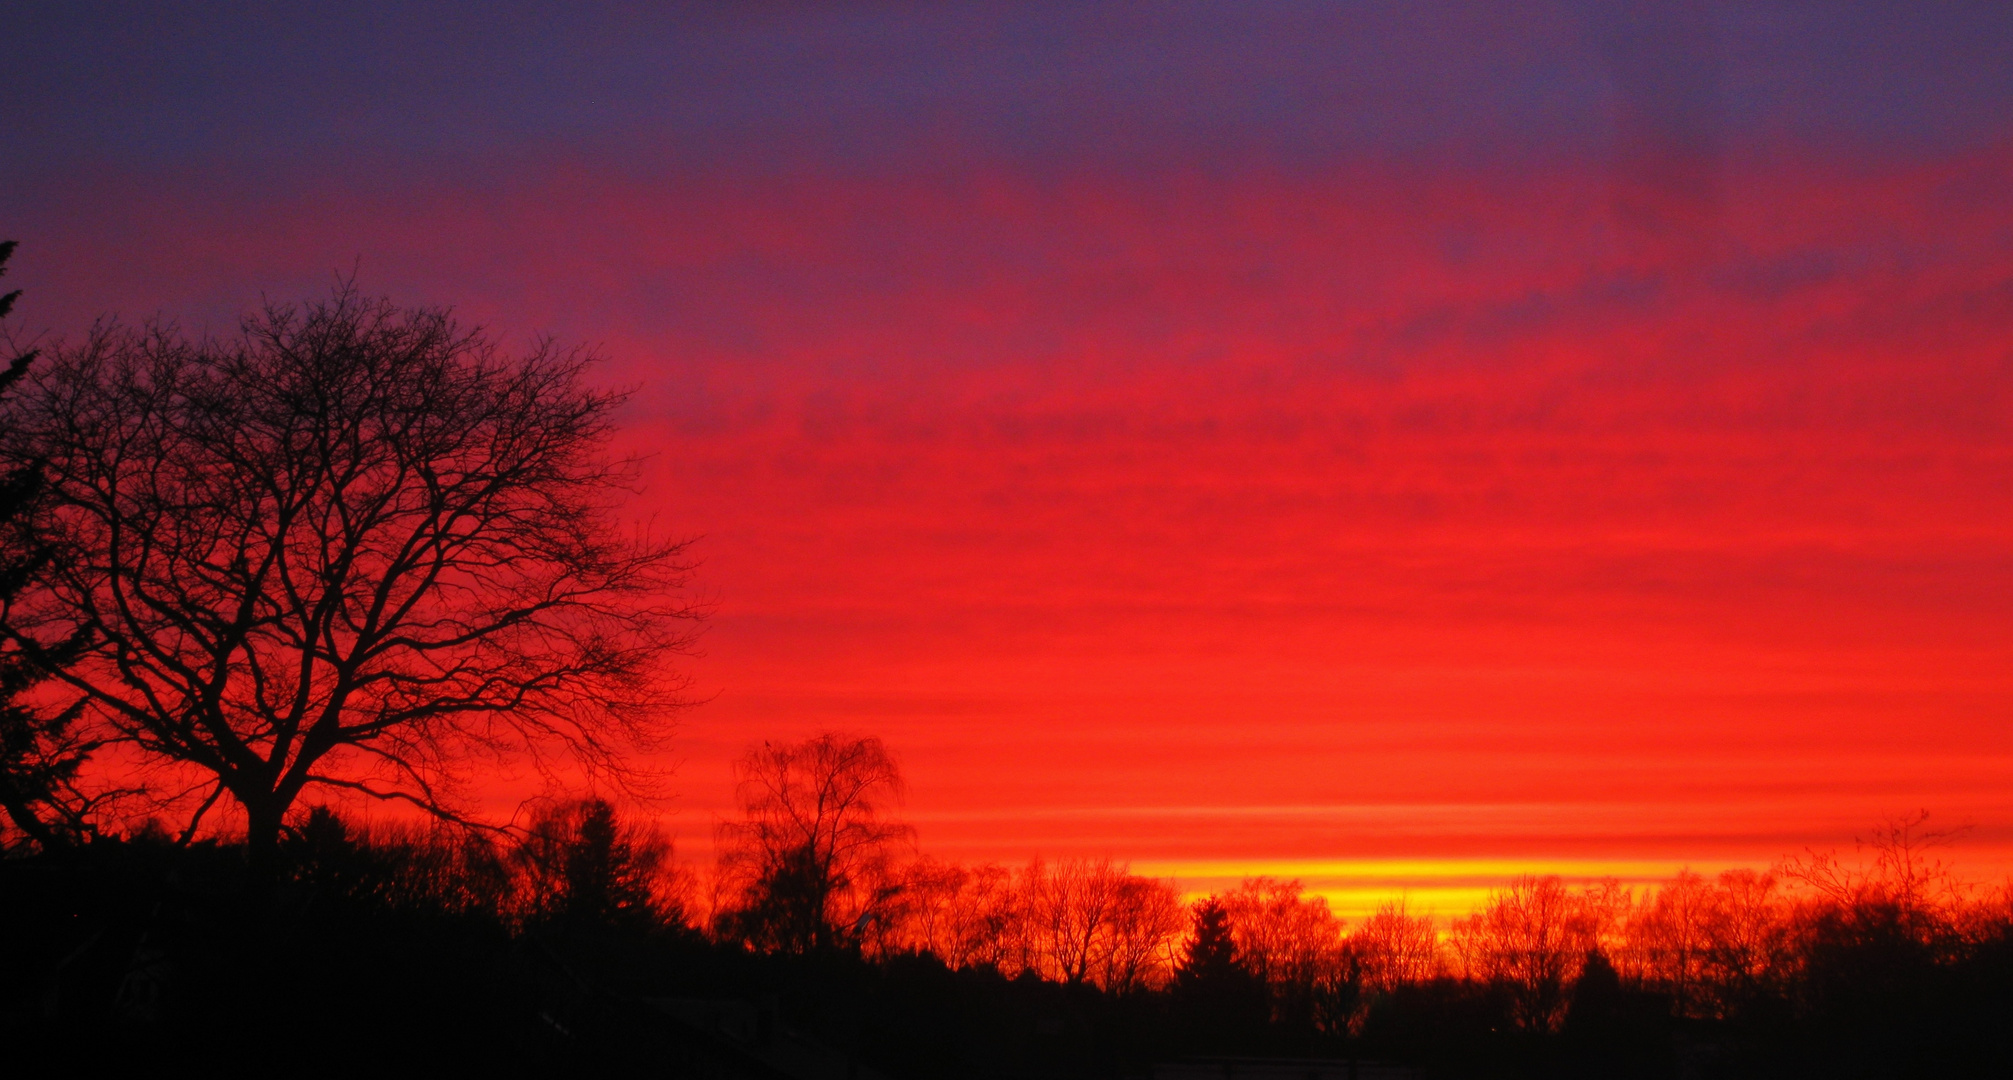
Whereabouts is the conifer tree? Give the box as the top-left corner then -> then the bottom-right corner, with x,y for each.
1176,896 -> 1246,989
560,798 -> 660,932
0,242 -> 93,849
1173,896 -> 1270,1051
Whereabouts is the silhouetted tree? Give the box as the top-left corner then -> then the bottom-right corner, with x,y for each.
1219,876 -> 1355,1033
1098,872 -> 1188,992
560,799 -> 672,932
1561,948 -> 1670,1078
1621,869 -> 1714,1015
1012,858 -> 1185,990
0,241 -> 96,849
1352,898 -> 1445,994
869,858 -> 1021,968
1021,857 -> 1128,985
285,804 -> 512,917
1452,875 -> 1613,1032
1178,896 -> 1246,988
1785,810 -> 1968,949
1173,896 -> 1269,1051
862,855 -> 972,959
2,285 -> 699,870
513,798 -> 687,933
715,732 -> 912,952
1621,867 -> 1791,1018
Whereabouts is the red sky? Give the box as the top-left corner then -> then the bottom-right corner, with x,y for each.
644,152 -> 2013,912
8,3 -> 2013,914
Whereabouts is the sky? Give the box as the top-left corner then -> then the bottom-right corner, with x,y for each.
6,1 -> 2013,916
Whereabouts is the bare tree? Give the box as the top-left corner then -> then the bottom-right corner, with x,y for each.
1020,857 -> 1131,985
1219,877 -> 1355,1031
1011,858 -> 1185,990
1782,810 -> 1971,944
1351,898 -> 1444,993
1094,873 -> 1188,993
1699,868 -> 1790,1003
2,286 -> 698,867
1620,870 -> 1715,1013
911,860 -> 1020,969
1621,867 -> 1789,1018
1451,875 -> 1610,1032
859,855 -> 970,959
714,732 -> 913,952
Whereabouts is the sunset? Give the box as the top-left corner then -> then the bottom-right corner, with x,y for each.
6,3 -> 2013,1076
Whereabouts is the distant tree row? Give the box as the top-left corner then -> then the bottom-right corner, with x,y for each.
690,733 -> 2013,1052
282,796 -> 693,936
837,813 -> 2009,1039
115,725 -> 2013,1037
699,732 -> 1191,990
16,722 -> 2010,1074
865,856 -> 1188,992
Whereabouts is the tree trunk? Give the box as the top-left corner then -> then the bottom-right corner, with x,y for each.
241,796 -> 286,883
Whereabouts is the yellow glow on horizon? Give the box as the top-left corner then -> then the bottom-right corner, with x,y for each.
1131,857 -> 1758,922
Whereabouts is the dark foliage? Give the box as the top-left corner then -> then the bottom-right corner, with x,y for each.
1171,896 -> 1269,1053
7,815 -> 2013,1077
0,241 -> 96,851
558,799 -> 663,932
5,287 -> 698,867
713,733 -> 911,955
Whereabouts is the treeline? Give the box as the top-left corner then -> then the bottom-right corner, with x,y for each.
288,800 -> 692,936
699,735 -> 2013,1052
749,816 -> 2013,1055
10,760 -> 2013,1075
294,739 -> 2013,1074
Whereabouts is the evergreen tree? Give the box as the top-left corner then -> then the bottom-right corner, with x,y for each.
1173,896 -> 1270,1052
0,241 -> 92,849
559,798 -> 665,933
1176,896 -> 1245,989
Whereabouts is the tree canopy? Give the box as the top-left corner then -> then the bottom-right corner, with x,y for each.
714,732 -> 913,952
0,241 -> 100,849
1,285 -> 699,860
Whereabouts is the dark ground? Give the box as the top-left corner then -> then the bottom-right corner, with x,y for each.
5,839 -> 2012,1078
